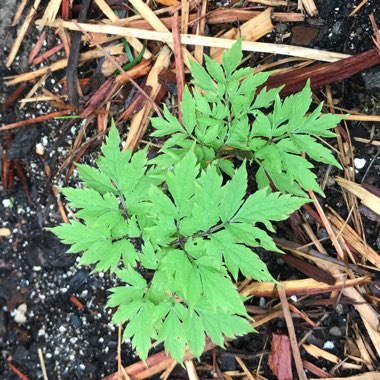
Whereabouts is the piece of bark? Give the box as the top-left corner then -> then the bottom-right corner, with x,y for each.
268,334 -> 293,380
80,77 -> 116,118
280,254 -> 336,285
66,0 -> 91,107
264,48 -> 380,96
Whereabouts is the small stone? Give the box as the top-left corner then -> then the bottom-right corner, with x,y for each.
2,199 -> 11,208
290,295 -> 298,302
354,158 -> 366,169
14,303 -> 27,324
35,143 -> 45,156
323,341 -> 335,349
329,326 -> 342,337
335,304 -> 344,315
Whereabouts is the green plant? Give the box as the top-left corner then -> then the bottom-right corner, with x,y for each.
50,41 -> 344,363
150,39 -> 344,197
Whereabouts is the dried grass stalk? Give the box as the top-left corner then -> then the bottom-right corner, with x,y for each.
94,0 -> 152,59
39,0 -> 62,28
128,0 -> 195,68
300,0 -> 318,16
124,46 -> 171,150
336,177 -> 380,217
5,44 -> 125,85
328,209 -> 380,268
240,276 -> 372,297
37,20 -> 350,62
6,0 -> 42,67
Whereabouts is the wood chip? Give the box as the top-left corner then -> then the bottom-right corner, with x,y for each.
210,9 -> 274,63
268,334 -> 292,380
303,344 -> 339,364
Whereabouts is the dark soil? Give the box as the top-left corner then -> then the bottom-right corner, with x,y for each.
0,0 -> 379,379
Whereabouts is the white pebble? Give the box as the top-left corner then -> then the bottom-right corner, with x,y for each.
323,341 -> 335,349
354,158 -> 366,169
14,303 -> 27,324
2,199 -> 11,208
290,295 -> 298,302
35,143 -> 45,156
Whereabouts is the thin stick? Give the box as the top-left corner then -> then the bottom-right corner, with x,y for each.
0,110 -> 72,131
184,360 -> 199,380
128,0 -> 195,68
194,0 -> 207,64
5,44 -> 125,85
12,0 -> 28,25
309,190 -> 346,261
278,285 -> 307,380
37,19 -> 350,62
71,20 -> 161,117
235,356 -> 256,380
172,11 -> 185,122
349,0 -> 369,17
38,348 -> 49,380
7,0 -> 42,67
94,0 -> 151,59
20,72 -> 50,110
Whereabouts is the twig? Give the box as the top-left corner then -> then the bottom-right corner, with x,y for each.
37,19 -> 350,62
0,110 -> 72,131
71,20 -> 161,117
278,285 -> 307,380
38,348 -> 49,380
349,0 -> 369,17
235,356 -> 256,380
185,359 -> 200,380
172,11 -> 185,123
7,0 -> 42,67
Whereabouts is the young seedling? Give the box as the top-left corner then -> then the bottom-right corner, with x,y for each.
50,40 -> 344,362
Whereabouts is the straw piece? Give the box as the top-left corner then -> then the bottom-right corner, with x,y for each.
240,276 -> 372,297
39,0 -> 62,28
20,72 -> 50,110
181,0 -> 190,34
36,20 -> 350,62
210,9 -> 274,63
247,0 -> 289,5
328,208 -> 380,268
12,0 -> 28,25
184,360 -> 199,380
300,0 -> 318,16
128,0 -> 195,68
6,0 -> 42,67
336,177 -> 380,217
349,0 -> 369,17
194,0 -> 207,64
94,0 -> 152,59
124,46 -> 171,150
4,44 -> 125,85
